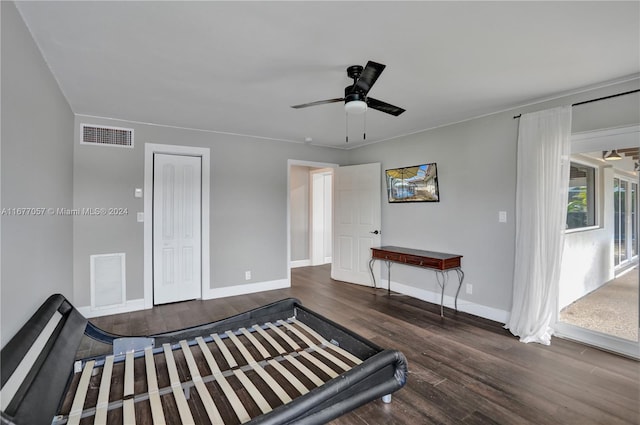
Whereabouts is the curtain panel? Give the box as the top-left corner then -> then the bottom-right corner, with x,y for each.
506,106 -> 572,345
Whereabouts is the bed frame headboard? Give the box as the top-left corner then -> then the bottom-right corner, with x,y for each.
1,294 -> 87,425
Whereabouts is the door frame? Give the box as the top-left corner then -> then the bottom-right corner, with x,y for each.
144,143 -> 210,309
287,160 -> 338,280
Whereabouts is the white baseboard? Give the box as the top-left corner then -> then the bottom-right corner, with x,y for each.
386,280 -> 509,324
78,279 -> 508,324
204,279 -> 290,299
290,259 -> 311,268
78,298 -> 147,318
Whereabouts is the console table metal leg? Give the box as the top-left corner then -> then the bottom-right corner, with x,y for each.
385,261 -> 392,295
454,268 -> 465,311
434,271 -> 448,317
368,258 -> 377,289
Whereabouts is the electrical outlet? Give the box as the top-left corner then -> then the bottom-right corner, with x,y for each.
499,211 -> 507,223
245,271 -> 251,280
466,283 -> 473,295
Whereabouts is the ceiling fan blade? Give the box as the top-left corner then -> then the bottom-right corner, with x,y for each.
367,97 -> 406,116
355,61 -> 386,95
291,98 -> 344,109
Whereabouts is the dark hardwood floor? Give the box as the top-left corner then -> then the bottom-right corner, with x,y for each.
85,265 -> 640,425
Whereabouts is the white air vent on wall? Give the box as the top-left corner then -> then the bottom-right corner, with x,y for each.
81,124 -> 134,148
90,253 -> 126,309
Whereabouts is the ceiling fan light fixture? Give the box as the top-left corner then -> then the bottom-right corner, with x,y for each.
605,149 -> 622,161
345,100 -> 367,115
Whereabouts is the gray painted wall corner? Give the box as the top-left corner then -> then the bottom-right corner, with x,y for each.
1,1 -> 74,347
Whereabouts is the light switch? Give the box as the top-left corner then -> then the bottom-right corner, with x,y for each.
134,188 -> 143,198
499,211 -> 507,223
137,212 -> 144,222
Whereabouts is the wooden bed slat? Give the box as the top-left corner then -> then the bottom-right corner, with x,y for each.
291,319 -> 363,365
225,331 -> 292,405
307,344 -> 351,372
239,327 -> 271,359
123,351 -> 136,425
266,359 -> 309,396
211,333 -> 237,368
67,360 -> 95,425
233,369 -> 272,415
279,320 -> 351,372
298,350 -> 339,379
252,324 -> 286,354
266,322 -> 300,350
282,354 -> 325,387
144,347 -> 166,425
163,343 -> 194,424
94,355 -> 114,425
195,337 -> 251,423
180,340 -> 224,425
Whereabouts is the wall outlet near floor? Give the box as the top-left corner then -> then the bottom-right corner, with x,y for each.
245,271 -> 251,280
466,283 -> 473,295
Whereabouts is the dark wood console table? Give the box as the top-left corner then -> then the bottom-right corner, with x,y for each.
369,246 -> 464,317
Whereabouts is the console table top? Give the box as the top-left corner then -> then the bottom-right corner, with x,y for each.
372,246 -> 462,260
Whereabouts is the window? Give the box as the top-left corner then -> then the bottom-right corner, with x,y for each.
566,162 -> 596,230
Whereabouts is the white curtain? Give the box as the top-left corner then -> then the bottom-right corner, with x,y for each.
506,106 -> 572,345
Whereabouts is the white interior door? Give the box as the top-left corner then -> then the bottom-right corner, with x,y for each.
332,163 -> 381,286
153,153 -> 202,304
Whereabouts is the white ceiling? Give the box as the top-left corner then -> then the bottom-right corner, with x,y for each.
15,1 -> 640,149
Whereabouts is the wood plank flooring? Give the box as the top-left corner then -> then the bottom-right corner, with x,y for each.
84,265 -> 640,425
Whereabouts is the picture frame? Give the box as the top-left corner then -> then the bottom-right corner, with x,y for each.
385,163 -> 440,203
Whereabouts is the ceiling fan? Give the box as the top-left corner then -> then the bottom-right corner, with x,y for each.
291,61 -> 406,117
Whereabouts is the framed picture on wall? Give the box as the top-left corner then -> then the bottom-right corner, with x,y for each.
385,163 -> 440,203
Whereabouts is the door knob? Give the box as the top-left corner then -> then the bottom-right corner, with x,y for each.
370,230 -> 380,235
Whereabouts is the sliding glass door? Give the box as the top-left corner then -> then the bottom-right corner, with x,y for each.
633,183 -> 638,258
614,177 -> 638,269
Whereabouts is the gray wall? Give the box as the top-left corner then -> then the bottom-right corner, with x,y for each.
1,2 -> 74,347
73,116 -> 346,307
348,78 -> 640,317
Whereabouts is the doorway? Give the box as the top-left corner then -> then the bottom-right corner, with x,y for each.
288,160 -> 337,272
557,126 -> 639,358
287,160 -> 382,288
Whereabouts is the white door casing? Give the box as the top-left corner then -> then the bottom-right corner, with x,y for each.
153,153 -> 202,304
332,163 -> 382,286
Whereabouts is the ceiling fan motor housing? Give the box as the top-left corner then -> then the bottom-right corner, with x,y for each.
346,65 -> 366,105
344,86 -> 365,104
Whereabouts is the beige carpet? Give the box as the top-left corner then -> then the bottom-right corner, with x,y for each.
560,267 -> 639,341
